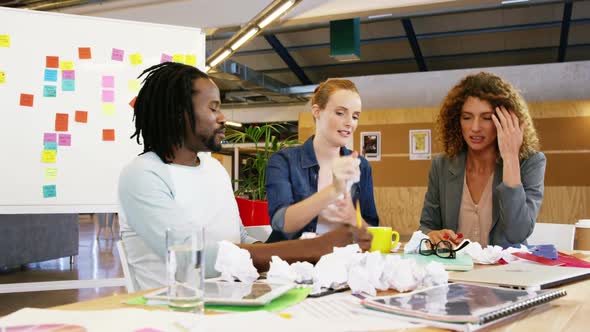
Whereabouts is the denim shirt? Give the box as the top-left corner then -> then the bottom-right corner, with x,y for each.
265,136 -> 379,241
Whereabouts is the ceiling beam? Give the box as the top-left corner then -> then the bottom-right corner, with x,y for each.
258,43 -> 590,74
232,18 -> 590,57
264,34 -> 312,85
401,18 -> 427,72
557,0 -> 574,62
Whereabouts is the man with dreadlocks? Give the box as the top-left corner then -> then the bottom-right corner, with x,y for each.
117,62 -> 371,290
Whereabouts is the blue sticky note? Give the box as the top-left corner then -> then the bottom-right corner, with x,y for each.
43,85 -> 57,97
44,69 -> 58,82
43,185 -> 56,198
62,79 -> 75,91
44,142 -> 58,151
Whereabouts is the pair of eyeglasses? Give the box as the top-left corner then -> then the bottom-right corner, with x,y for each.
419,238 -> 469,259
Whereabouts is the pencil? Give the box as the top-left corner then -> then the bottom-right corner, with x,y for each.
356,199 -> 362,229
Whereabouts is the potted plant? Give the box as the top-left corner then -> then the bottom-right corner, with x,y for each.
224,123 -> 297,226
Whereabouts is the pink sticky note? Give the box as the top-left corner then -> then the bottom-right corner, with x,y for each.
44,132 -> 57,143
58,133 -> 71,146
160,53 -> 173,63
102,75 -> 115,88
62,70 -> 75,80
111,48 -> 124,61
102,90 -> 115,102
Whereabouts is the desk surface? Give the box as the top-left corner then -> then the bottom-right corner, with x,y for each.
53,255 -> 590,332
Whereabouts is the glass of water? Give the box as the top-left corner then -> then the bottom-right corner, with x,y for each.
166,226 -> 205,313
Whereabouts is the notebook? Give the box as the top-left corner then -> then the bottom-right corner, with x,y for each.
402,253 -> 474,271
449,262 -> 590,290
362,282 -> 566,330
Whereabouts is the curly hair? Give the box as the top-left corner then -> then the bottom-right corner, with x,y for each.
436,72 -> 540,159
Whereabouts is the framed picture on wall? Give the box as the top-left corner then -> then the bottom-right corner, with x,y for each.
409,129 -> 431,160
360,131 -> 381,161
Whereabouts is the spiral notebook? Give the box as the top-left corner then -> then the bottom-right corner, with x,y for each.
362,283 -> 565,329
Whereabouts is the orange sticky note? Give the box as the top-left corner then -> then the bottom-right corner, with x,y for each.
46,56 -> 59,68
129,96 -> 137,108
103,129 -> 115,141
75,110 -> 88,123
55,113 -> 69,132
78,47 -> 92,59
20,93 -> 34,107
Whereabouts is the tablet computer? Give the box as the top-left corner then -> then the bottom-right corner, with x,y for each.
144,281 -> 295,306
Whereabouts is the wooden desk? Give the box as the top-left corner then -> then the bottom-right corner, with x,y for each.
53,258 -> 590,331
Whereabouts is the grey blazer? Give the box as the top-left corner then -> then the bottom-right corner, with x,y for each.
419,151 -> 546,248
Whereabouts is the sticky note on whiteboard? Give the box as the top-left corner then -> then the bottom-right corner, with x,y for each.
0,34 -> 10,47
45,168 -> 58,180
103,129 -> 115,141
128,79 -> 140,92
55,113 -> 69,132
173,54 -> 185,64
102,75 -> 115,88
78,47 -> 92,59
102,103 -> 115,115
186,54 -> 197,66
46,56 -> 59,68
112,48 -> 124,61
44,69 -> 58,82
43,185 -> 57,198
58,133 -> 71,146
42,150 -> 57,163
19,93 -> 34,107
43,85 -> 57,97
129,53 -> 143,66
161,53 -> 173,63
60,61 -> 74,70
102,89 -> 115,102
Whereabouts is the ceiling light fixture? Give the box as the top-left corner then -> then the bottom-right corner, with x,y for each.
501,0 -> 529,4
230,27 -> 259,50
209,49 -> 231,68
258,0 -> 296,28
205,0 -> 300,71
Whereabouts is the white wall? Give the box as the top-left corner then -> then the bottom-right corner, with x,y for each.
227,60 -> 590,122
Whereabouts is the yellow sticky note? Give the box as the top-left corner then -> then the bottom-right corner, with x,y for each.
129,53 -> 143,66
185,54 -> 196,66
45,167 -> 58,180
60,61 -> 74,70
0,34 -> 9,47
42,150 -> 57,163
128,79 -> 140,92
173,54 -> 185,64
102,102 -> 115,115
0,71 -> 5,84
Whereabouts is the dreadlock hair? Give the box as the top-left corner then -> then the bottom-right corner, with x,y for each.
131,62 -> 210,163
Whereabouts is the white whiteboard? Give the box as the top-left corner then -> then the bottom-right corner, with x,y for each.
0,8 -> 205,213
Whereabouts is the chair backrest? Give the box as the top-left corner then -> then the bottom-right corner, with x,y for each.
528,223 -> 575,251
116,240 -> 136,293
245,225 -> 273,242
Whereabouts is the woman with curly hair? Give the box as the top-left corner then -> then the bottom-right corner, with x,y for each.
419,72 -> 545,248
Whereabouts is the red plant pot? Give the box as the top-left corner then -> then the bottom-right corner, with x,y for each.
236,197 -> 270,227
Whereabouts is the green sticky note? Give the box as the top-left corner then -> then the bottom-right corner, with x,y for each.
43,184 -> 56,198
62,79 -> 75,92
43,85 -> 57,97
125,287 -> 312,313
44,142 -> 58,151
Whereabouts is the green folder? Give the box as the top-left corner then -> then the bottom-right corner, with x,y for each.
402,253 -> 474,271
126,287 -> 311,313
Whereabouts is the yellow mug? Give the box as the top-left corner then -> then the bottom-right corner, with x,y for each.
367,227 -> 400,254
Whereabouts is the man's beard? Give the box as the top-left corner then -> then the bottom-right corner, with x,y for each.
205,134 -> 222,152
